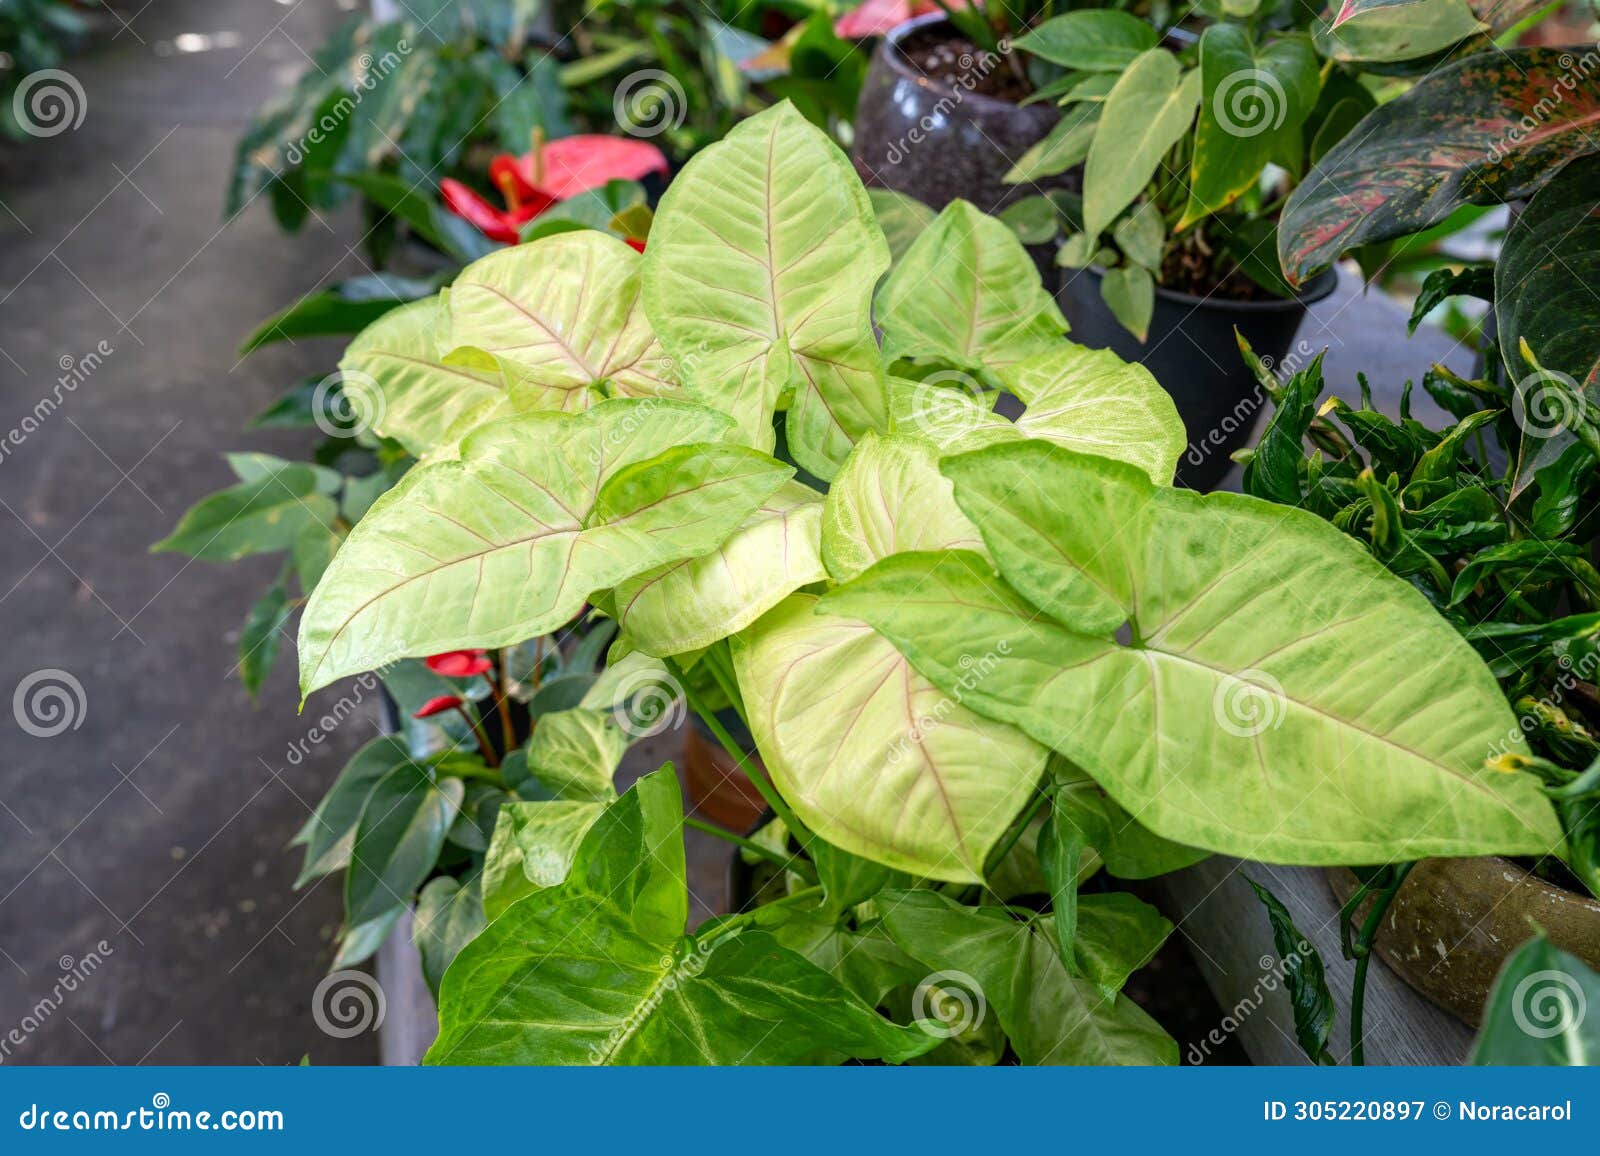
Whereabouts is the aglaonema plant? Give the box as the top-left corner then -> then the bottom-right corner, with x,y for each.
289,100 -> 1563,1065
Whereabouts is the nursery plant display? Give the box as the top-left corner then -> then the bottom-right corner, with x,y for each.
276,101 -> 1569,1065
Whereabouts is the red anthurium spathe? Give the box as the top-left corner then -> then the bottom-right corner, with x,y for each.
414,694 -> 466,719
834,0 -> 972,39
441,134 -> 668,245
625,237 -> 646,253
425,649 -> 493,678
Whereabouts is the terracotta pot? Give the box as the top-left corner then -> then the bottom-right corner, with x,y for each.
1327,857 -> 1600,1026
1056,264 -> 1339,491
681,717 -> 769,832
850,15 -> 1077,218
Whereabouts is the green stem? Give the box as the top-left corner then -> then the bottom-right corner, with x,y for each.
1346,861 -> 1413,1066
668,660 -> 809,841
696,885 -> 824,945
684,816 -> 818,884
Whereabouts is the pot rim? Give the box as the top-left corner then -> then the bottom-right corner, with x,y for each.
876,13 -> 1043,115
1068,262 -> 1340,312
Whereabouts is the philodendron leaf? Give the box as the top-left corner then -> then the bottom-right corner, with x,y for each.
1050,759 -> 1208,879
522,707 -> 627,802
879,889 -> 1178,1065
642,102 -> 889,481
1471,934 -> 1600,1065
876,200 -> 1068,372
614,480 -> 827,658
442,231 -> 680,411
297,400 -> 790,695
821,441 -> 1565,864
153,466 -> 337,562
482,799 -> 605,919
429,768 -> 938,1064
821,434 -> 985,583
346,763 -> 463,927
1495,154 -> 1600,392
887,346 -> 1186,485
338,297 -> 509,458
733,595 -> 1047,882
1083,51 -> 1201,241
1182,26 -> 1320,229
1279,48 -> 1600,287
1074,893 -> 1172,1001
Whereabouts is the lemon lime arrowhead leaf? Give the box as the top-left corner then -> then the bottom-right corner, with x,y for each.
642,102 -> 888,480
733,595 -> 1047,882
614,480 -> 827,658
821,441 -> 1563,864
297,400 -> 790,695
876,199 -> 1067,372
442,231 -> 680,411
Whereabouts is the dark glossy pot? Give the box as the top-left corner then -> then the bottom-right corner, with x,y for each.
850,15 -> 1078,218
1057,265 -> 1339,491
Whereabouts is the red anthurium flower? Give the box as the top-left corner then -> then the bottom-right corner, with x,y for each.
834,0 -> 971,39
425,649 -> 493,678
625,237 -> 646,253
414,694 -> 466,719
442,134 -> 668,245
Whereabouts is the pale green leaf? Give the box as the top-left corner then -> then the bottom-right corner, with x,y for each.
1083,52 -> 1201,240
733,594 -> 1047,882
482,799 -> 605,919
1317,0 -> 1487,63
877,200 -> 1068,372
442,231 -> 680,412
297,400 -> 790,695
1006,103 -> 1102,184
339,297 -> 510,457
1112,202 -> 1165,270
615,480 -> 827,658
820,433 -> 985,583
1099,264 -> 1155,342
523,707 -> 627,802
642,102 -> 888,480
821,444 -> 1565,864
868,188 -> 937,264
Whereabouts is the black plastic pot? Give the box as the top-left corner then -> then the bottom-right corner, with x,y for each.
1057,265 -> 1339,491
850,15 -> 1077,219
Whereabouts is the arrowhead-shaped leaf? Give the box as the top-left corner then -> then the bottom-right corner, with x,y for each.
614,480 -> 827,658
886,344 -> 1185,484
642,102 -> 889,480
821,441 -> 1564,864
297,400 -> 791,695
876,200 -> 1068,372
338,297 -> 510,457
879,889 -> 1178,1065
733,595 -> 1048,882
429,768 -> 938,1064
1279,48 -> 1600,286
442,231 -> 681,411
821,434 -> 985,583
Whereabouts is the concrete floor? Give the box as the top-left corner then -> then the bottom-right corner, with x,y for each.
0,0 -> 383,1065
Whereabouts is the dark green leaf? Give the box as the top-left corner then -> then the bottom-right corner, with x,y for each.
239,578 -> 293,702
1248,878 -> 1335,1064
1471,934 -> 1600,1064
345,762 -> 463,926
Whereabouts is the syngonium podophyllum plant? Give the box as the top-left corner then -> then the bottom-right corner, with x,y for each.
291,101 -> 1563,1065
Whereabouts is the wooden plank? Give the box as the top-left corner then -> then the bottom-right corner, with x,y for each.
1158,858 -> 1476,1065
